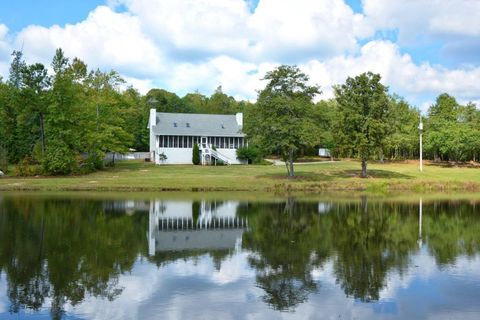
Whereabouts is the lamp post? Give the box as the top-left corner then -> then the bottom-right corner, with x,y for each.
419,116 -> 423,172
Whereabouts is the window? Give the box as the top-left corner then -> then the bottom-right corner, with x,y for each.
186,123 -> 190,128
234,137 -> 239,148
173,122 -> 177,127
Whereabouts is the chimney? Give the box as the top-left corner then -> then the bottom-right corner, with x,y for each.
236,113 -> 243,127
148,109 -> 157,129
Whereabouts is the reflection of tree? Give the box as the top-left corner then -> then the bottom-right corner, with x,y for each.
331,200 -> 419,301
0,196 -> 147,319
2,196 -> 480,317
422,201 -> 480,265
242,200 -> 333,311
242,199 -> 480,309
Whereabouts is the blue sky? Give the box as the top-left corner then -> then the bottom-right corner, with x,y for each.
0,0 -> 479,111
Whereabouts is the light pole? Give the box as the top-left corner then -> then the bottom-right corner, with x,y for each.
419,116 -> 423,172
418,197 -> 423,248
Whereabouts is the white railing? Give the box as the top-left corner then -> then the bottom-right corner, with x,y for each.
201,144 -> 232,165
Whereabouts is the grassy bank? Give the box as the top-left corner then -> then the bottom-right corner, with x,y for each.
1,160 -> 480,193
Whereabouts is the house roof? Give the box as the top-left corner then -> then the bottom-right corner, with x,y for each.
152,112 -> 244,137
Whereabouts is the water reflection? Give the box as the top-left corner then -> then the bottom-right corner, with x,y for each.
148,200 -> 247,255
0,194 -> 479,319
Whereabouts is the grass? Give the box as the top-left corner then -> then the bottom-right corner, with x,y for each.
1,160 -> 480,193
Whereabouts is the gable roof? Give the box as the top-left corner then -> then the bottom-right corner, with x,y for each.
152,112 -> 244,137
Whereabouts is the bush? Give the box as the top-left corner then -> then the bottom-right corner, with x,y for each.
158,152 -> 167,163
0,146 -> 8,174
14,156 -> 43,176
42,142 -> 78,175
192,143 -> 200,165
236,146 -> 262,164
81,153 -> 104,173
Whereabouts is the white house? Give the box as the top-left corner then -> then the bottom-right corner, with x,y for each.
148,109 -> 246,164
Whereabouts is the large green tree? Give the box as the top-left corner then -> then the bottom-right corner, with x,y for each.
334,72 -> 389,178
246,65 -> 321,177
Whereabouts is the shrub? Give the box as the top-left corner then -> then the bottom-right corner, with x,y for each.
0,146 -> 8,174
14,156 -> 43,176
42,142 -> 78,175
158,152 -> 167,163
236,146 -> 262,164
192,143 -> 200,165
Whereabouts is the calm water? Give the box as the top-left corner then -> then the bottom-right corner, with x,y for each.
0,193 -> 479,320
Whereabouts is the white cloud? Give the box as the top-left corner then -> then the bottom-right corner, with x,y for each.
16,6 -> 164,78
363,0 -> 480,42
116,0 -> 370,62
0,24 -> 12,80
301,40 -> 480,109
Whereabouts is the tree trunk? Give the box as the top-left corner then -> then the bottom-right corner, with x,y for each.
284,160 -> 290,176
361,158 -> 367,178
288,149 -> 295,178
39,113 -> 46,156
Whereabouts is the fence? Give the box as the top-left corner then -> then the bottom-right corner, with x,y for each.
105,152 -> 150,162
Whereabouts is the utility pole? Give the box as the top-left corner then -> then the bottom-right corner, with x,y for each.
419,115 -> 423,172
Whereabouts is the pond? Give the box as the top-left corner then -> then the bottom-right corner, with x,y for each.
0,193 -> 479,319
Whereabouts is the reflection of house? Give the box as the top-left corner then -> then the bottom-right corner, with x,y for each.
103,200 -> 150,215
148,200 -> 248,256
148,109 -> 246,165
318,202 -> 332,214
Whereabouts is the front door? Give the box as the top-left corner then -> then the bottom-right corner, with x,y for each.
201,137 -> 208,148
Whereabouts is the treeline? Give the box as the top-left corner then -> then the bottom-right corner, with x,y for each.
315,92 -> 480,162
242,66 -> 480,178
0,49 -> 248,175
1,50 -> 479,176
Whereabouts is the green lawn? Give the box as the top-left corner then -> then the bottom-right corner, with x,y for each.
1,160 -> 480,193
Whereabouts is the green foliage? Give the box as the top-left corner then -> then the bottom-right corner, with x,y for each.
245,65 -> 321,177
383,95 -> 420,160
158,152 -> 167,162
43,141 -> 78,175
0,145 -> 7,173
334,72 -> 389,177
236,146 -> 261,164
192,143 -> 200,165
14,156 -> 42,176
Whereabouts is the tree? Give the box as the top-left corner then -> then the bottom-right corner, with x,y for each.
246,65 -> 321,177
20,62 -> 51,157
43,49 -> 83,174
383,96 -> 420,160
192,143 -> 200,165
334,72 -> 389,178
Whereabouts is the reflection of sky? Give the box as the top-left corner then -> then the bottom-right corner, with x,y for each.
1,251 -> 480,319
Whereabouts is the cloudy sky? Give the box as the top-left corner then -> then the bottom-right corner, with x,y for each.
1,0 -> 480,111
